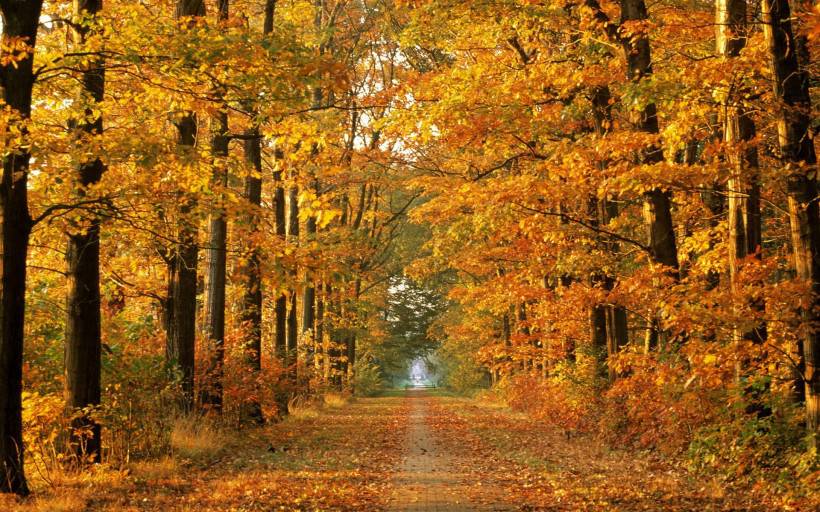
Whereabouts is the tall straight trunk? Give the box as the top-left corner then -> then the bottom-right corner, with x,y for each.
326,282 -> 343,388
201,0 -> 230,414
301,1 -> 324,353
236,0 -> 275,424
346,279 -> 361,388
619,0 -> 679,349
320,284 -> 331,384
588,283 -> 608,352
65,0 -> 105,463
286,183 -> 299,374
163,255 -> 176,341
272,154 -> 289,414
717,0 -> 767,395
169,0 -> 205,411
315,280 -> 325,377
273,151 -> 287,363
0,0 -> 43,495
619,0 -> 677,272
604,274 -> 629,378
241,128 -> 264,424
301,209 -> 317,341
590,85 -> 629,378
761,0 -> 820,440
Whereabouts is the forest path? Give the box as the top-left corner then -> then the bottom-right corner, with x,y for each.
9,391 -> 775,511
387,390 -> 512,511
386,391 -> 772,512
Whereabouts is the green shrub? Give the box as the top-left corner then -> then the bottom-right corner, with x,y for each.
353,357 -> 385,397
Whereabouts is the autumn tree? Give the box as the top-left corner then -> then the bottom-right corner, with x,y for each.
168,0 -> 206,411
64,0 -> 106,463
0,0 -> 44,495
761,0 -> 820,441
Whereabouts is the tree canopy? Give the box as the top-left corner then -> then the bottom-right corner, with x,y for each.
0,0 -> 818,506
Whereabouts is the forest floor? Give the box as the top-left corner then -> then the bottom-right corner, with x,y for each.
4,390 -> 809,511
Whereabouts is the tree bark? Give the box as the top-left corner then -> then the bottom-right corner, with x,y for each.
201,0 -> 230,415
347,279 -> 361,388
235,0 -> 276,423
0,0 -> 42,495
761,0 -> 820,441
717,0 -> 767,406
300,1 -> 324,360
619,0 -> 678,273
168,0 -> 205,412
286,183 -> 299,378
590,85 -> 629,378
65,0 -> 105,464
273,151 -> 287,364
241,127 -> 264,424
619,0 -> 680,350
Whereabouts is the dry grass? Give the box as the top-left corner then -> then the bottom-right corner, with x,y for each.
322,391 -> 352,408
287,395 -> 322,419
129,456 -> 177,482
169,416 -> 225,461
0,492 -> 87,512
2,465 -> 129,512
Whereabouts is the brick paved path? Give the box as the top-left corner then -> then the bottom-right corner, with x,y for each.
387,390 -> 511,512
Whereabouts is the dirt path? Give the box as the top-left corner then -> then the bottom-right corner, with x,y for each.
6,391 -> 796,511
386,391 -> 785,512
387,390 -> 511,511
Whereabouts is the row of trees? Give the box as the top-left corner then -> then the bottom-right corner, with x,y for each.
1,0 -> 818,499
0,0 -> 421,495
392,0 -> 819,472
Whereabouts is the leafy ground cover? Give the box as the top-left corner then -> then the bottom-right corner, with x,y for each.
433,396 -> 818,511
3,396 -> 408,511
4,391 -> 817,511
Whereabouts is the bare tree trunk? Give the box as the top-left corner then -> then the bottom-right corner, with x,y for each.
589,85 -> 629,378
169,0 -> 206,412
201,0 -> 229,415
347,279 -> 361,390
620,0 -> 680,349
235,0 -> 276,424
271,147 -> 287,366
761,0 -> 820,441
286,183 -> 299,380
0,0 -> 43,495
240,127 -> 264,424
300,1 -> 325,363
717,0 -> 767,412
315,280 -> 325,378
65,0 -> 105,464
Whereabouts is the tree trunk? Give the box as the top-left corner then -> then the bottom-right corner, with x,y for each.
0,0 -> 43,495
717,0 -> 767,407
301,2 -> 323,358
315,280 -> 325,378
201,0 -> 230,414
620,0 -> 679,349
326,282 -> 343,388
286,183 -> 299,378
347,279 -> 362,389
301,208 -> 316,344
761,0 -> 820,441
590,85 -> 629,378
619,0 -> 678,272
169,0 -> 205,412
272,148 -> 287,365
240,126 -> 264,424
65,0 -> 105,464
